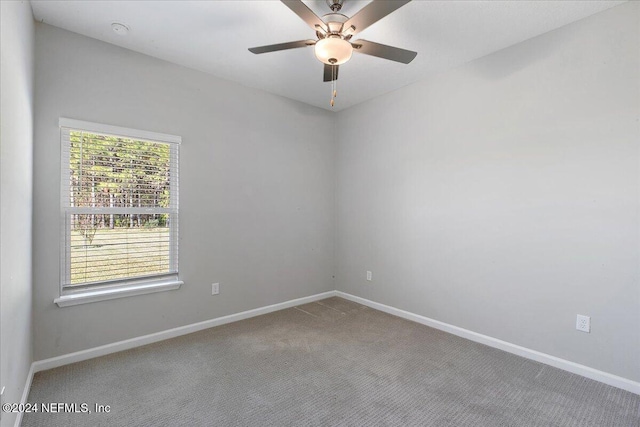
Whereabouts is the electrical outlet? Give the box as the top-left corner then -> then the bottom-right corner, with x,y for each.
576,314 -> 590,333
212,283 -> 219,295
366,271 -> 372,281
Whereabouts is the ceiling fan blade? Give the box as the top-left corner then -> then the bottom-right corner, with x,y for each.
343,0 -> 411,36
351,39 -> 417,64
249,40 -> 316,54
281,0 -> 328,32
323,64 -> 339,82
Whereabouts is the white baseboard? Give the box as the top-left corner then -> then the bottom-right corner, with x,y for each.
31,290 -> 337,374
336,291 -> 640,395
15,364 -> 35,427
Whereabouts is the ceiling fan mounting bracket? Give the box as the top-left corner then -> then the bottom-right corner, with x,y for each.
326,0 -> 344,13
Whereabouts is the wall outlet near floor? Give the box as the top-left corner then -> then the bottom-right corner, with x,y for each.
576,314 -> 590,333
366,271 -> 372,281
212,283 -> 220,295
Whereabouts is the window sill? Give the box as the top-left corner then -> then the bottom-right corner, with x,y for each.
54,279 -> 183,307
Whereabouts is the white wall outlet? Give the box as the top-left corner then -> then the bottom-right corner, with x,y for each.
366,271 -> 372,281
576,314 -> 590,333
212,283 -> 219,295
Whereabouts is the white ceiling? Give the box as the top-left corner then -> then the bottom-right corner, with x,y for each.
30,0 -> 625,112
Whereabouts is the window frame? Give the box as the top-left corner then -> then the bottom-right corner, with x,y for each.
55,118 -> 182,307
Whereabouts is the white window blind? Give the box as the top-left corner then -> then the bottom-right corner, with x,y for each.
60,119 -> 180,291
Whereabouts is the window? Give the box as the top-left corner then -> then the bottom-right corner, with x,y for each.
56,118 -> 181,307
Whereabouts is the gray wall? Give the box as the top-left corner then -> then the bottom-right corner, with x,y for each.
33,24 -> 336,360
336,2 -> 639,382
0,1 -> 35,426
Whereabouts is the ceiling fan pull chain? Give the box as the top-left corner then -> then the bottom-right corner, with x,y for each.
330,65 -> 337,107
333,66 -> 337,98
331,80 -> 336,107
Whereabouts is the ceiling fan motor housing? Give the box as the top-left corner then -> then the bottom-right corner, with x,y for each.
317,12 -> 350,37
325,13 -> 348,29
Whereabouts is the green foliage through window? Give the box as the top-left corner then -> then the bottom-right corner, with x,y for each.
65,130 -> 177,286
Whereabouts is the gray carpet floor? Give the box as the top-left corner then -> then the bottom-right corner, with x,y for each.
23,297 -> 640,426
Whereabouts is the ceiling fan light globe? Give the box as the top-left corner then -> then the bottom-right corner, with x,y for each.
314,37 -> 353,65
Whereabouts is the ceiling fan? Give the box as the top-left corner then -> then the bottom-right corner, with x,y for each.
249,0 -> 417,106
